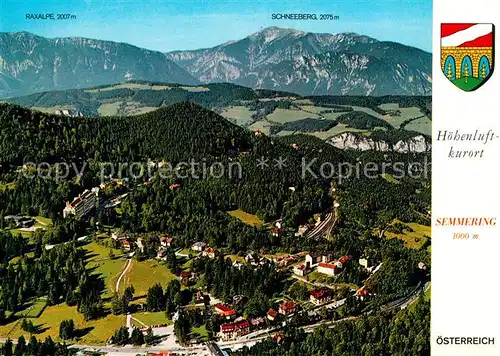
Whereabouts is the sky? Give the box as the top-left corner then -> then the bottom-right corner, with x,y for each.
0,0 -> 432,52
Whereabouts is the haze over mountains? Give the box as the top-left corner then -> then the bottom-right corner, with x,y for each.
0,27 -> 432,98
0,32 -> 198,98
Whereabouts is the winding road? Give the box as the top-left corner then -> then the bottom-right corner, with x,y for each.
115,258 -> 132,294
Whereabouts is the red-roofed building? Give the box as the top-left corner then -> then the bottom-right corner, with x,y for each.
180,270 -> 196,280
293,264 -> 310,276
317,262 -> 337,276
214,304 -> 237,319
270,227 -> 281,237
356,287 -> 370,301
120,240 -> 132,250
202,247 -> 217,259
336,255 -> 350,268
310,289 -> 333,305
279,301 -> 296,316
169,183 -> 181,191
250,317 -> 265,328
273,332 -> 286,343
219,320 -> 250,341
159,235 -> 173,247
267,308 -> 278,321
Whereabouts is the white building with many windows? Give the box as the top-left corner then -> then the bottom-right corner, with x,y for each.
63,187 -> 100,219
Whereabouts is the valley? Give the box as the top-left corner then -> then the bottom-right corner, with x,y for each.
4,81 -> 432,151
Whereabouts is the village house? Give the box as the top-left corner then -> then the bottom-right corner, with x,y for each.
111,232 -> 128,241
202,247 -> 217,259
295,225 -> 309,237
180,270 -> 197,285
192,242 -> 207,252
310,289 -> 333,306
169,183 -> 181,191
254,129 -> 263,136
270,227 -> 281,237
278,301 -> 296,316
356,287 -> 370,301
156,248 -> 168,260
214,304 -> 237,319
321,254 -> 333,263
418,262 -> 427,270
120,240 -> 132,251
194,291 -> 205,304
278,256 -> 295,267
336,255 -> 350,268
250,317 -> 265,329
273,332 -> 286,344
305,254 -> 322,268
195,292 -> 205,304
293,264 -> 310,277
136,237 -> 144,253
63,187 -> 100,219
232,295 -> 248,308
180,270 -> 197,281
219,320 -> 250,341
245,253 -> 269,266
267,308 -> 278,321
4,215 -> 34,228
317,262 -> 337,276
359,257 -> 373,271
159,235 -> 173,247
232,260 -> 244,270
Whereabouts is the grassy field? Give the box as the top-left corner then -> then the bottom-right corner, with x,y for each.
221,106 -> 255,126
225,254 -> 246,263
179,86 -> 210,92
405,117 -> 432,136
31,105 -> 72,113
98,102 -> 121,116
34,216 -> 52,226
309,124 -> 366,140
380,107 -> 425,129
22,298 -> 47,318
86,83 -> 165,92
267,108 -> 319,124
191,325 -> 209,341
0,304 -> 126,345
132,311 -> 171,327
385,222 -> 431,249
350,106 -> 386,119
298,105 -> 348,115
378,103 -> 400,110
8,216 -> 52,238
119,259 -> 176,296
126,106 -> 159,115
9,228 -> 34,238
248,120 -> 272,135
227,209 -> 263,227
86,83 -> 209,93
84,242 -> 125,298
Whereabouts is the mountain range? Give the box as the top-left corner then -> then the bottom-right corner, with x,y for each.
0,27 -> 432,98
